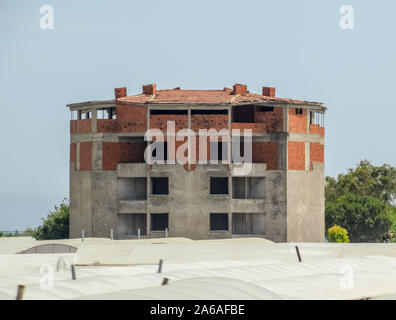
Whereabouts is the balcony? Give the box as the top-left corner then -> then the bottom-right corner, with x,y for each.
118,200 -> 147,214
231,199 -> 266,213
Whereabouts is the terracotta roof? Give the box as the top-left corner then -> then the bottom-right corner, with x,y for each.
118,88 -> 323,106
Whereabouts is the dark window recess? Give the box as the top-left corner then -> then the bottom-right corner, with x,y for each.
119,136 -> 145,143
256,106 -> 274,112
150,110 -> 188,115
210,142 -> 229,162
107,107 -> 116,119
191,110 -> 228,115
210,213 -> 229,231
151,213 -> 169,231
210,177 -> 229,195
232,105 -> 255,123
151,177 -> 169,195
152,142 -> 168,161
295,108 -> 303,115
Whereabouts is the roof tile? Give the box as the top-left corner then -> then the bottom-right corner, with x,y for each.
118,88 -> 322,106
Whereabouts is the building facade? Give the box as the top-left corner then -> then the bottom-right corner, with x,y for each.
67,83 -> 326,242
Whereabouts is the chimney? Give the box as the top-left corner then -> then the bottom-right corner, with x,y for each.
262,87 -> 276,97
114,87 -> 127,99
143,83 -> 156,95
232,84 -> 247,95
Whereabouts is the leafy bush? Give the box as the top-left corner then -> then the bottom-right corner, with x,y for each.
328,225 -> 350,243
32,199 -> 69,240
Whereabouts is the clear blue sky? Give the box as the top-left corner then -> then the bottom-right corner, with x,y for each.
1,0 -> 395,230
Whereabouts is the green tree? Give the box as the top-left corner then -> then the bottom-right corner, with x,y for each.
325,160 -> 396,204
326,193 -> 392,242
326,160 -> 396,242
32,199 -> 69,240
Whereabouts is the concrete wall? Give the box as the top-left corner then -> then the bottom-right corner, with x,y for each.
69,163 -> 93,238
286,162 -> 325,242
150,164 -> 229,240
91,170 -> 118,237
110,163 -> 288,241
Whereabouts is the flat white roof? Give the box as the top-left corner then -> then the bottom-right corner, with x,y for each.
1,237 -> 396,300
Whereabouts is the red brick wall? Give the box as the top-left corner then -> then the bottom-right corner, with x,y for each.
254,107 -> 283,132
191,114 -> 228,131
78,119 -> 92,134
70,120 -> 77,134
117,104 -> 147,133
288,141 -> 305,170
102,142 -> 146,170
70,143 -> 76,164
309,124 -> 325,136
289,108 -> 307,133
231,107 -> 283,133
97,119 -> 118,133
252,142 -> 278,170
150,114 -> 188,131
79,142 -> 92,171
310,142 -> 324,170
231,123 -> 268,133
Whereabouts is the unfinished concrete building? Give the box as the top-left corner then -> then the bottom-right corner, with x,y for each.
67,83 -> 326,242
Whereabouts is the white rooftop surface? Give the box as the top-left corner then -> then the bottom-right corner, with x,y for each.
1,237 -> 396,300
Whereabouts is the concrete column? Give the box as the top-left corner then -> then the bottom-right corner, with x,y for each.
147,106 -> 151,238
76,142 -> 80,171
91,109 -> 97,133
147,211 -> 151,238
188,108 -> 191,170
284,105 -> 289,171
92,138 -> 102,171
283,105 -> 289,132
76,110 -> 81,133
305,141 -> 310,171
227,107 -> 232,166
245,177 -> 248,199
147,106 -> 151,165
